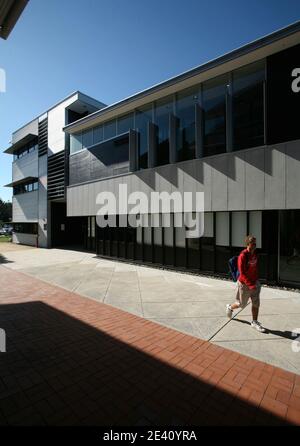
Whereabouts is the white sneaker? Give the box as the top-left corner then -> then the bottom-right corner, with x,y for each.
251,321 -> 266,333
226,304 -> 233,319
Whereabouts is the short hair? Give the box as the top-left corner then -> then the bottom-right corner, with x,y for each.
245,235 -> 256,246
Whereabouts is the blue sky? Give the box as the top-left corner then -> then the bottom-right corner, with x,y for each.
1,0 -> 300,201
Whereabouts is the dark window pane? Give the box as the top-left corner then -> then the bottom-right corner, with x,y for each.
117,113 -> 134,135
93,125 -> 104,144
82,129 -> 93,149
176,88 -> 198,161
155,97 -> 172,166
70,133 -> 82,154
104,120 -> 117,140
280,210 -> 300,284
233,60 -> 265,150
203,75 -> 227,156
135,105 -> 152,169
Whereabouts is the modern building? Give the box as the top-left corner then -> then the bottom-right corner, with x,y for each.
4,21 -> 300,287
4,92 -> 106,247
0,0 -> 28,39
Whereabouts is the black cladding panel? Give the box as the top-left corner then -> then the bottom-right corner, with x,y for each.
267,43 -> 300,144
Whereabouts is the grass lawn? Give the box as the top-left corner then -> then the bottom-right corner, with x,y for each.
0,236 -> 11,243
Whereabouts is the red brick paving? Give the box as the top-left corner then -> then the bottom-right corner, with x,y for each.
0,264 -> 299,426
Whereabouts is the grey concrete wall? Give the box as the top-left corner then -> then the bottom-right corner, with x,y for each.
12,233 -> 37,246
38,155 -> 48,248
12,191 -> 38,222
12,119 -> 38,144
67,139 -> 300,216
12,150 -> 38,182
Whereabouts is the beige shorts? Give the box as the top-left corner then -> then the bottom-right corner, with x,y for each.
235,281 -> 261,309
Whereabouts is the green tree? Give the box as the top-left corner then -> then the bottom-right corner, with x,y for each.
0,199 -> 12,224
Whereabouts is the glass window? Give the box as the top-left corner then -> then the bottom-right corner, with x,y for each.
93,125 -> 104,144
87,217 -> 91,238
174,214 -> 185,248
216,212 -> 229,246
117,113 -> 134,135
91,217 -> 95,238
155,97 -> 172,166
163,213 -> 173,247
201,212 -> 214,271
135,105 -> 152,169
204,212 -> 214,237
104,120 -> 117,140
233,60 -> 265,150
176,88 -> 198,161
279,210 -> 300,284
231,211 -> 247,247
203,75 -> 227,157
70,133 -> 82,154
82,129 -> 93,149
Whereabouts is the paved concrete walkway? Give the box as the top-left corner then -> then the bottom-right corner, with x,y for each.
1,244 -> 300,374
0,264 -> 300,426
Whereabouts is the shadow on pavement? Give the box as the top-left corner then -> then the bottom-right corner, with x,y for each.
0,300 -> 292,426
234,318 -> 299,340
0,254 -> 13,264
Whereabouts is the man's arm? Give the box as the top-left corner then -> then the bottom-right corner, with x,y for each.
238,252 -> 256,289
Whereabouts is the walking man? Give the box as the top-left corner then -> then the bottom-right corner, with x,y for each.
226,235 -> 266,332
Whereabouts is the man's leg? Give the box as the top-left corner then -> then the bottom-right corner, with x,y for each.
252,305 -> 259,322
250,283 -> 265,332
226,282 -> 244,317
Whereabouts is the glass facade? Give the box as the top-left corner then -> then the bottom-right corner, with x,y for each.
82,129 -> 93,149
69,60 -> 267,167
135,105 -> 152,169
279,210 -> 300,284
117,113 -> 134,135
93,210 -> 292,284
70,132 -> 82,154
13,181 -> 38,195
155,97 -> 173,167
233,60 -> 265,150
202,75 -> 227,157
175,87 -> 198,162
103,120 -> 117,140
13,140 -> 38,161
93,125 -> 104,144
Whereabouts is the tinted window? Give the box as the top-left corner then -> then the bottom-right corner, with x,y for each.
82,129 -> 93,149
203,75 -> 227,157
176,87 -> 198,161
155,97 -> 172,166
233,60 -> 265,150
135,105 -> 152,169
70,133 -> 82,154
117,113 -> 134,135
104,120 -> 117,140
93,125 -> 104,144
